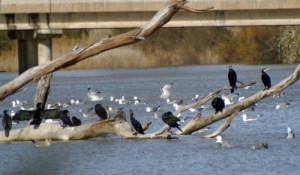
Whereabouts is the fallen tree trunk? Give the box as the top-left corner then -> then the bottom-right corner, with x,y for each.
0,119 -> 171,142
178,64 -> 300,136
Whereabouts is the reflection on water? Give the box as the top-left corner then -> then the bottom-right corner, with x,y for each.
0,64 -> 300,175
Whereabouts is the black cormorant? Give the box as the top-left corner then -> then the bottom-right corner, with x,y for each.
228,66 -> 237,93
261,68 -> 271,90
12,110 -> 34,121
161,111 -> 182,132
129,109 -> 144,135
29,103 -> 43,128
2,110 -> 12,137
59,110 -> 73,128
211,97 -> 225,114
72,116 -> 81,126
95,103 -> 108,120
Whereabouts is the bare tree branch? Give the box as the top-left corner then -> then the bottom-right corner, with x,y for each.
1,0 -> 214,101
173,81 -> 256,116
202,110 -> 239,138
177,4 -> 213,13
178,64 -> 300,135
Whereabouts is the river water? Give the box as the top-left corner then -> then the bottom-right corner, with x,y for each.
0,64 -> 299,175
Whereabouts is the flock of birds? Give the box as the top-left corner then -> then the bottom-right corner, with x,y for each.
0,65 -> 294,149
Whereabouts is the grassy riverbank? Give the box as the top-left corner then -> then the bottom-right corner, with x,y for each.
0,26 -> 298,72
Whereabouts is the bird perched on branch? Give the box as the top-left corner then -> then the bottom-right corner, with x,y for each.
72,116 -> 81,126
2,110 -> 12,137
95,103 -> 108,120
29,103 -> 43,128
211,97 -> 225,114
228,66 -> 237,93
129,109 -> 144,135
261,68 -> 271,90
161,111 -> 182,132
59,110 -> 73,128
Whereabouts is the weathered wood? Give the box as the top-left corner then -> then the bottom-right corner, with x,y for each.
0,119 -> 170,142
202,110 -> 238,138
34,73 -> 51,109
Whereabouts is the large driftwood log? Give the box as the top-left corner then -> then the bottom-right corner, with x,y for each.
0,119 -> 171,142
0,1 -> 212,101
178,64 -> 300,136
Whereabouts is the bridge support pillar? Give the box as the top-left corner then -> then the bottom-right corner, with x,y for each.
8,29 -> 62,74
16,33 -> 38,74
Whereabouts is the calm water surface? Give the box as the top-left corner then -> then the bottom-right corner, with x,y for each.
0,64 -> 299,175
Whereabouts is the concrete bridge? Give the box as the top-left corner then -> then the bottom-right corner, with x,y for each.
1,0 -> 300,73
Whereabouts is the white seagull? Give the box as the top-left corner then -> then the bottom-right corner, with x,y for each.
275,102 -> 290,110
241,113 -> 260,123
287,127 -> 295,139
221,93 -> 238,106
31,138 -> 51,148
160,82 -> 173,99
87,87 -> 103,101
216,135 -> 232,148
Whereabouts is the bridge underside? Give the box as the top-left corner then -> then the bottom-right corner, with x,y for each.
1,9 -> 300,30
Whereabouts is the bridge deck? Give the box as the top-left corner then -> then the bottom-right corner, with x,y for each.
1,0 -> 300,29
1,0 -> 300,13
